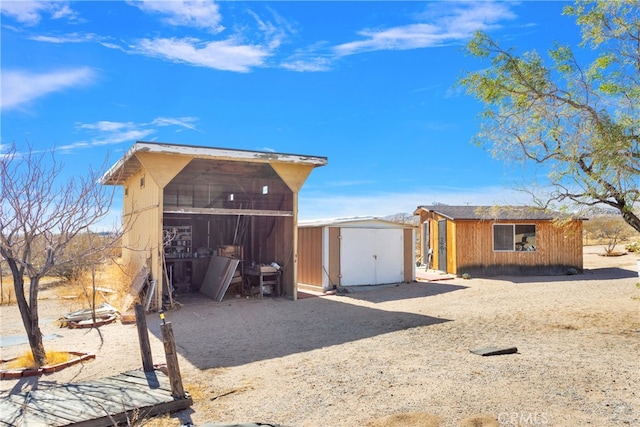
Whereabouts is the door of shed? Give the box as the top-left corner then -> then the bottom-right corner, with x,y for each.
339,228 -> 404,286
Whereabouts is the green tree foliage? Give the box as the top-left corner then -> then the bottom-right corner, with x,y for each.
458,0 -> 640,232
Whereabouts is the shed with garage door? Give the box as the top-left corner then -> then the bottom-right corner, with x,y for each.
297,217 -> 416,290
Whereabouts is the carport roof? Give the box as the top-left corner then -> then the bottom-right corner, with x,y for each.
413,205 -> 581,221
298,216 -> 415,228
101,141 -> 328,185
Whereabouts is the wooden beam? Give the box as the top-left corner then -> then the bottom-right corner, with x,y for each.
161,321 -> 185,399
163,206 -> 294,217
135,304 -> 154,372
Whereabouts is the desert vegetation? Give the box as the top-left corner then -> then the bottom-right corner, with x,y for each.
583,212 -> 640,254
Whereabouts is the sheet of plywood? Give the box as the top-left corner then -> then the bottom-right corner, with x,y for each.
0,370 -> 192,427
470,346 -> 518,356
199,255 -> 240,302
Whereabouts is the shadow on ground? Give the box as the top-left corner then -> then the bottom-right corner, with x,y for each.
495,266 -> 638,284
148,284 -> 453,370
341,281 -> 467,304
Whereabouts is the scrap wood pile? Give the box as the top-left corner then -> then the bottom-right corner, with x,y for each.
58,303 -> 119,328
57,266 -> 156,328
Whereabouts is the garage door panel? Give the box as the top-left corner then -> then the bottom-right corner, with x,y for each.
340,228 -> 403,286
374,228 -> 404,284
340,228 -> 376,285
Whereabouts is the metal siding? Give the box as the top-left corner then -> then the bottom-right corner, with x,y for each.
403,228 -> 414,281
373,229 -> 405,284
328,227 -> 340,287
297,227 -> 323,286
339,228 -> 404,286
340,228 -> 377,285
421,221 -> 429,266
437,220 -> 447,272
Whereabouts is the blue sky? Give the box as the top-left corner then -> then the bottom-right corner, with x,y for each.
1,1 -> 583,223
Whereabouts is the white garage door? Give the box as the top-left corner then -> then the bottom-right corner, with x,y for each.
339,228 -> 404,286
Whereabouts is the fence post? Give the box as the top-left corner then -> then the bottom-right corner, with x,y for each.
160,319 -> 186,399
134,303 -> 154,372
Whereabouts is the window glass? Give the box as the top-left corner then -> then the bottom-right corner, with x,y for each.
515,224 -> 536,251
493,224 -> 514,251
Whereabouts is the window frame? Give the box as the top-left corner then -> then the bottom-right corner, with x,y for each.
492,223 -> 537,252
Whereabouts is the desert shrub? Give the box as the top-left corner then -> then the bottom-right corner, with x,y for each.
625,241 -> 640,252
50,258 -> 133,312
583,214 -> 639,248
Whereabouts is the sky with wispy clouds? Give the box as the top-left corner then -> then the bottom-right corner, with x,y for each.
1,1 -> 582,222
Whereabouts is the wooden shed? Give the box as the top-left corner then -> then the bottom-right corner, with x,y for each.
414,205 -> 584,277
297,217 -> 416,290
101,141 -> 327,307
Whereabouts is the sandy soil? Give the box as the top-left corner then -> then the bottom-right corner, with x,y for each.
1,246 -> 639,427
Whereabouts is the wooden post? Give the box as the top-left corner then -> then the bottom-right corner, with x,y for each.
161,321 -> 186,399
134,303 -> 154,372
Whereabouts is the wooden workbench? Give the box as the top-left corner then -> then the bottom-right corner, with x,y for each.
244,265 -> 282,297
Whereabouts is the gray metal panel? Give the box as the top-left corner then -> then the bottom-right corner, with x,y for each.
438,220 -> 447,272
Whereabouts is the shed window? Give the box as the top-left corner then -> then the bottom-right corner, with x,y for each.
493,224 -> 536,252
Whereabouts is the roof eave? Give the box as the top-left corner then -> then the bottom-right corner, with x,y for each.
100,141 -> 328,185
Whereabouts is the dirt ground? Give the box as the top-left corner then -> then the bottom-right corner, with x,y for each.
1,246 -> 639,427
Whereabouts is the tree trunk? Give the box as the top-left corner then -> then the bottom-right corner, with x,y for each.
621,209 -> 640,233
13,273 -> 47,368
28,276 -> 47,366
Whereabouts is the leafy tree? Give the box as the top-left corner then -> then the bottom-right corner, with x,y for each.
0,143 -> 120,368
458,0 -> 640,232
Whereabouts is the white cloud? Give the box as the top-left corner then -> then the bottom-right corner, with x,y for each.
135,37 -> 270,72
78,121 -> 138,133
61,123 -> 155,152
130,0 -> 224,34
126,3 -> 291,72
151,116 -> 199,131
0,1 -> 76,26
281,54 -> 332,72
63,117 -> 200,153
334,2 -> 516,57
335,24 -> 446,56
247,8 -> 288,50
1,68 -> 96,111
286,1 -> 517,71
28,32 -> 98,44
435,1 -> 517,34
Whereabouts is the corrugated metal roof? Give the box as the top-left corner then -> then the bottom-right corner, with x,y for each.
414,205 -> 576,221
298,216 -> 415,228
101,141 -> 328,185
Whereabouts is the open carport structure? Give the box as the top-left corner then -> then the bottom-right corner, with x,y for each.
101,141 -> 327,307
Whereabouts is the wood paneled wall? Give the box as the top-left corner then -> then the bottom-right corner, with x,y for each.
416,210 -> 584,276
121,168 -> 163,306
452,220 -> 583,275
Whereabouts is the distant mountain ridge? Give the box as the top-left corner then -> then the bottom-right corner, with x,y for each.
383,213 -> 419,226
